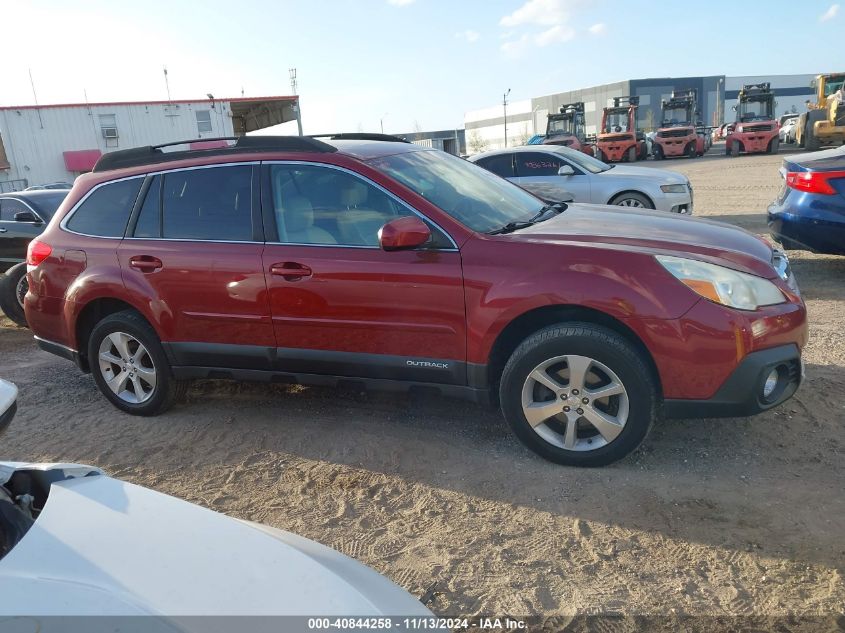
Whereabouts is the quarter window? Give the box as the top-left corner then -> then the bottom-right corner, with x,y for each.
515,153 -> 562,177
195,110 -> 213,134
269,164 -> 422,247
133,175 -> 162,238
161,166 -> 253,241
65,178 -> 143,237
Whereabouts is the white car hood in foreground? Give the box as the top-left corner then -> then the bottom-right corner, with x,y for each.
0,464 -> 430,620
0,380 -> 16,418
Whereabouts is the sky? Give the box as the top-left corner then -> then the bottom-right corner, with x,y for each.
2,0 -> 840,135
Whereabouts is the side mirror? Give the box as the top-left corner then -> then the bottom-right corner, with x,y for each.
14,211 -> 41,224
378,216 -> 431,251
557,165 -> 575,176
731,105 -> 738,111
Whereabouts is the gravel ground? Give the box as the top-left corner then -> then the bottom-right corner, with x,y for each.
1,144 -> 843,623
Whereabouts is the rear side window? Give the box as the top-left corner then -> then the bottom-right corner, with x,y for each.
477,154 -> 515,178
161,166 -> 252,241
65,178 -> 143,237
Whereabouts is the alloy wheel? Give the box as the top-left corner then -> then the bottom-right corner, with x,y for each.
617,197 -> 645,208
15,275 -> 27,310
97,332 -> 157,404
521,354 -> 629,451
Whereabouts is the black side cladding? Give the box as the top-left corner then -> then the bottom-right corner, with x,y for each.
92,136 -> 337,173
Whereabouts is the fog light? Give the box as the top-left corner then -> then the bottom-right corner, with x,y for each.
763,368 -> 779,399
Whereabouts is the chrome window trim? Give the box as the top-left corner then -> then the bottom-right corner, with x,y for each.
262,160 -> 459,251
60,162 -> 261,241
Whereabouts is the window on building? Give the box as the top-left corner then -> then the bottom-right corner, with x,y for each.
99,114 -> 118,145
65,178 -> 143,237
161,166 -> 253,241
195,110 -> 213,134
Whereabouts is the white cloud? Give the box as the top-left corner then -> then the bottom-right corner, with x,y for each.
387,0 -> 415,6
534,24 -> 576,46
500,0 -> 577,27
820,3 -> 839,20
588,22 -> 606,35
455,29 -> 481,43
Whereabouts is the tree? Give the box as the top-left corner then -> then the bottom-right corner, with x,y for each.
517,123 -> 530,146
412,120 -> 424,141
468,129 -> 488,154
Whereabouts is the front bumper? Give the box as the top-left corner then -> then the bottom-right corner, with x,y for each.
664,344 -> 803,419
768,200 -> 845,256
0,401 -> 16,434
654,189 -> 694,214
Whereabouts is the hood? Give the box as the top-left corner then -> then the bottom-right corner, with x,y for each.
0,466 -> 430,619
598,164 -> 687,185
508,204 -> 776,277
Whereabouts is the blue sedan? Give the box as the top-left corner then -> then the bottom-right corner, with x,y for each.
768,146 -> 845,255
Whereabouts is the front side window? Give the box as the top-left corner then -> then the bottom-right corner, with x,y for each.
515,153 -> 562,177
65,178 -> 143,237
196,110 -> 213,133
0,199 -> 30,221
159,166 -> 253,241
369,149 -> 545,233
269,164 -> 427,247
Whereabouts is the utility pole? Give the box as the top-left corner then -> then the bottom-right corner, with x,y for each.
28,68 -> 43,129
290,68 -> 303,136
503,88 -> 511,147
163,66 -> 171,102
380,112 -> 388,134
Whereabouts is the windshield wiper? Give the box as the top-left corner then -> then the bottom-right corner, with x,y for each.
488,202 -> 568,235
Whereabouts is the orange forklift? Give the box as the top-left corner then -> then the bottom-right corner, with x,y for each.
595,96 -> 648,162
725,83 -> 780,156
542,102 -> 594,155
652,89 -> 706,159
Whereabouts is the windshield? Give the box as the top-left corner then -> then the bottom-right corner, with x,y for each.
26,192 -> 68,220
662,106 -> 690,126
547,116 -> 579,137
603,112 -> 630,133
547,145 -> 611,174
368,150 -> 545,233
824,77 -> 844,97
739,99 -> 773,122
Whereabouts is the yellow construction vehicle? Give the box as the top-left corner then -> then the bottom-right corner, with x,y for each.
796,73 -> 845,150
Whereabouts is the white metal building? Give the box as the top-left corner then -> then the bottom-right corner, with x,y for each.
0,96 -> 299,192
465,73 -> 817,154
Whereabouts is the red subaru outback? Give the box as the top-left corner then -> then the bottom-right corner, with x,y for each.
24,134 -> 807,466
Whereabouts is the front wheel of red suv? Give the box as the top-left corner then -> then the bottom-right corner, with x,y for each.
88,310 -> 186,416
500,323 -> 657,467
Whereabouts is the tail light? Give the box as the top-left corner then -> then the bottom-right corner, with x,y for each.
26,239 -> 52,267
785,170 -> 845,195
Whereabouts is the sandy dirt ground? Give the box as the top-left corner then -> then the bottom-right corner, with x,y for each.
1,145 -> 843,623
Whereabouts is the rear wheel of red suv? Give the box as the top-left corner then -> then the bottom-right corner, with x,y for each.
88,310 -> 186,416
500,323 -> 656,467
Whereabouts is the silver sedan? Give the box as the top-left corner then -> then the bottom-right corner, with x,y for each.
469,145 -> 693,214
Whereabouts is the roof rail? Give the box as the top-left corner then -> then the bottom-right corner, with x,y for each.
92,135 -> 337,173
310,133 -> 411,143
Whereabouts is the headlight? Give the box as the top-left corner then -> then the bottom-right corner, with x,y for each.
736,125 -> 744,133
660,184 -> 688,193
656,255 -> 785,310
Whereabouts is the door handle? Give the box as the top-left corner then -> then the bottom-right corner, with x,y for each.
128,255 -> 163,273
270,261 -> 312,281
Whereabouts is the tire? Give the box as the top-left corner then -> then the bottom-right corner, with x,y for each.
87,310 -> 186,416
768,137 -> 779,154
0,262 -> 29,328
653,144 -> 664,160
610,191 -> 653,209
725,142 -> 731,156
804,111 -> 823,151
731,139 -> 742,156
627,146 -> 637,162
499,323 -> 657,467
686,142 -> 697,158
596,149 -> 607,163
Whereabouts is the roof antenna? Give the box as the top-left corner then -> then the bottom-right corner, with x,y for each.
163,66 -> 171,102
28,68 -> 44,129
